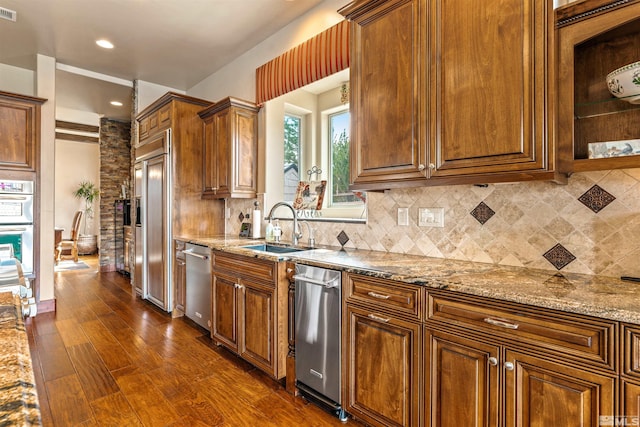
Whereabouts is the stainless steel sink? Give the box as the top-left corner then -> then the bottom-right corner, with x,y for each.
242,243 -> 307,254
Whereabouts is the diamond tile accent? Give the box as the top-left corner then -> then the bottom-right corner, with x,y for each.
238,212 -> 245,222
337,230 -> 349,247
578,184 -> 616,213
543,244 -> 576,270
470,201 -> 495,225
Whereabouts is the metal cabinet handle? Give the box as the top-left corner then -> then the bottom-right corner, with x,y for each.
367,291 -> 390,300
504,361 -> 515,371
429,163 -> 436,170
418,164 -> 426,171
488,356 -> 498,366
368,313 -> 390,323
234,283 -> 244,289
183,249 -> 209,260
484,317 -> 519,330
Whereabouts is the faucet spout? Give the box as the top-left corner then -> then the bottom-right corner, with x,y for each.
267,202 -> 300,245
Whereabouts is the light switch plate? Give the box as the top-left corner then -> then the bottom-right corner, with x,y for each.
397,207 -> 409,226
419,207 -> 444,227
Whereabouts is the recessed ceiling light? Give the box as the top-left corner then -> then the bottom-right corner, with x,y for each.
110,101 -> 123,107
96,39 -> 114,49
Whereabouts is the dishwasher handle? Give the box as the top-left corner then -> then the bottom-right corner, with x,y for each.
183,249 -> 209,260
293,274 -> 339,288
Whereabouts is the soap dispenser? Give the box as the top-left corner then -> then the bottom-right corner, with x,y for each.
272,219 -> 282,242
265,220 -> 274,242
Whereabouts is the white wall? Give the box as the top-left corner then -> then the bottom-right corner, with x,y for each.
54,107 -> 101,238
0,63 -> 34,95
187,0 -> 349,102
36,54 -> 56,302
137,80 -> 185,112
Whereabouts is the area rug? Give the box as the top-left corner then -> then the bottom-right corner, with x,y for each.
54,260 -> 90,272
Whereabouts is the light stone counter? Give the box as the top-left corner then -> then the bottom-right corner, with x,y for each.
176,235 -> 640,324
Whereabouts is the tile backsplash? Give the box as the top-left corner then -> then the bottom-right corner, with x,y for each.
227,168 -> 640,279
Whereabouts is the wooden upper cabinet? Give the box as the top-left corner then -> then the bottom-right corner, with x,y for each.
556,0 -> 640,173
341,0 -> 428,189
430,0 -> 558,180
340,0 -> 566,190
0,91 -> 46,172
198,97 -> 259,199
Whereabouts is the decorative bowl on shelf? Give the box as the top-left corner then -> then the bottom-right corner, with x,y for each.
606,61 -> 640,104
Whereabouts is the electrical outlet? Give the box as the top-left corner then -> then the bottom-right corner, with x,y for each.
418,207 -> 444,227
397,207 -> 409,226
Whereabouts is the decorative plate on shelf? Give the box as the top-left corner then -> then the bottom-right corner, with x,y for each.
293,180 -> 326,211
588,139 -> 640,159
606,61 -> 640,104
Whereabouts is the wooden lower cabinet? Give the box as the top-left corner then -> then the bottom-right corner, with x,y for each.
345,304 -> 421,427
211,252 -> 287,379
212,271 -> 239,352
239,279 -> 276,374
174,250 -> 186,314
621,380 -> 640,421
424,328 -> 499,427
504,350 -> 616,427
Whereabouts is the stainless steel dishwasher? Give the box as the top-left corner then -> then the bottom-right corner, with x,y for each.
183,243 -> 212,331
294,264 -> 346,421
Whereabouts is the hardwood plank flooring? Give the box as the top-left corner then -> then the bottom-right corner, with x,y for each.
27,256 -> 358,426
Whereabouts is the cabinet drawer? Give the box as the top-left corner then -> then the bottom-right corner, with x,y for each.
213,252 -> 276,284
427,291 -> 617,371
345,273 -> 423,320
623,323 -> 640,379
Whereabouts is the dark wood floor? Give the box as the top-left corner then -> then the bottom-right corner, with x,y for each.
27,256 -> 353,426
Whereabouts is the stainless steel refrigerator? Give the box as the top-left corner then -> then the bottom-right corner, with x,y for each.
134,129 -> 173,312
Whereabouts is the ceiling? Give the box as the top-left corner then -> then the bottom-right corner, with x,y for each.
0,0 -> 324,120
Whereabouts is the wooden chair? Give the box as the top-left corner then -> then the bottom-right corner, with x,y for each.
55,211 -> 83,264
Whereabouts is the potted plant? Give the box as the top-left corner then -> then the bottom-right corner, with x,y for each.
73,180 -> 100,255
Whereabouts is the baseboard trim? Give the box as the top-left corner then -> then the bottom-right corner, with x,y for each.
37,298 -> 56,313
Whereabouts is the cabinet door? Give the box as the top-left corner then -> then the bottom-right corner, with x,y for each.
213,109 -> 231,197
239,279 -> 275,376
621,380 -> 640,421
429,0 -> 548,177
202,115 -> 220,195
174,257 -> 186,313
348,0 -> 428,188
212,272 -> 239,352
504,349 -> 616,427
425,328 -> 499,427
227,107 -> 258,198
0,96 -> 39,171
346,304 -> 421,427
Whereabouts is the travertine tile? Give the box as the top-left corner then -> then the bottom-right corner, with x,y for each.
227,169 -> 640,278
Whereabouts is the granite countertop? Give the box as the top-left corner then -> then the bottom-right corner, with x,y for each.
177,235 -> 640,324
0,292 -> 40,426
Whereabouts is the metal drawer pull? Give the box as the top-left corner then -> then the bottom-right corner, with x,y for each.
368,314 -> 390,323
367,291 -> 390,300
504,361 -> 515,371
183,249 -> 209,260
488,357 -> 498,366
484,317 -> 519,330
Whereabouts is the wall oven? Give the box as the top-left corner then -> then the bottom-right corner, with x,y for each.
0,180 -> 34,275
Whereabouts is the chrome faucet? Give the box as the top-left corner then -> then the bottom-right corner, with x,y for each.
267,202 -> 301,245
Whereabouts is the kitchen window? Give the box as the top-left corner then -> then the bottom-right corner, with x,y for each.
329,109 -> 360,207
283,114 -> 302,202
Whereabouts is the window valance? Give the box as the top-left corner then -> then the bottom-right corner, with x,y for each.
255,20 -> 349,105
